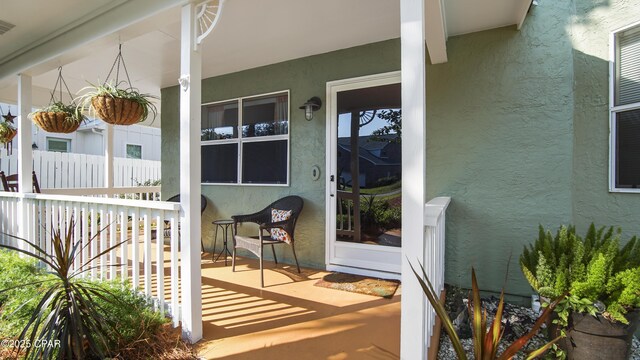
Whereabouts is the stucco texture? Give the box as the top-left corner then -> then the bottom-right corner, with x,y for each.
571,0 -> 640,238
161,40 -> 400,269
425,1 -> 575,295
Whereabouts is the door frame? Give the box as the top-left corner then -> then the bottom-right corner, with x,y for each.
325,71 -> 402,279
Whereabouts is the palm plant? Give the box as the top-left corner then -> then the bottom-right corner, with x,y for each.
409,261 -> 564,359
0,218 -> 124,359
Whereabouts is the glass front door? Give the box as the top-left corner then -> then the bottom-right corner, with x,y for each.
326,72 -> 402,277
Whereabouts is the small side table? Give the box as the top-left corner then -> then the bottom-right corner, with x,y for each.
212,219 -> 234,265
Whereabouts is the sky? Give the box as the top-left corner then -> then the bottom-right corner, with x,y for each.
337,110 -> 399,138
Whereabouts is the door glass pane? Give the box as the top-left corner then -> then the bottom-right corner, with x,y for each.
202,144 -> 238,183
335,83 -> 402,247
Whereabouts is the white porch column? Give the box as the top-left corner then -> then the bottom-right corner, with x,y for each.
17,74 -> 33,246
104,124 -> 114,188
400,0 -> 428,359
179,2 -> 203,343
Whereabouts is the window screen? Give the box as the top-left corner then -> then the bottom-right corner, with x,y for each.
612,24 -> 640,191
616,27 -> 640,106
202,144 -> 238,183
47,138 -> 70,153
242,140 -> 288,184
200,91 -> 289,185
616,108 -> 640,188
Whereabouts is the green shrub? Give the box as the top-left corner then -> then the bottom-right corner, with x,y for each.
0,219 -> 170,359
0,249 -> 168,359
0,250 -> 54,338
520,224 -> 640,324
94,281 -> 168,353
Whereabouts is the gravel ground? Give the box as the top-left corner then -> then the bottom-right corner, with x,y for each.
436,293 -> 640,359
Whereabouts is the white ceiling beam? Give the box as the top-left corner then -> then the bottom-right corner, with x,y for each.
0,0 -> 186,82
425,0 -> 448,64
516,0 -> 532,30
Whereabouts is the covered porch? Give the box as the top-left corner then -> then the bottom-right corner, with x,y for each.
0,0 -> 532,358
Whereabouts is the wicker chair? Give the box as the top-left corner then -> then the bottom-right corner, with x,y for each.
0,171 -> 41,193
164,194 -> 208,252
232,196 -> 304,287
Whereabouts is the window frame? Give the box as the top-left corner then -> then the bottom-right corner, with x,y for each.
125,143 -> 143,159
201,89 -> 291,186
46,137 -> 71,153
609,21 -> 640,193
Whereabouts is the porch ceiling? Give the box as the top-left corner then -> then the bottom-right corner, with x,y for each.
0,0 -> 531,119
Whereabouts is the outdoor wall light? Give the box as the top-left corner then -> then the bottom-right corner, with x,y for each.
299,97 -> 322,121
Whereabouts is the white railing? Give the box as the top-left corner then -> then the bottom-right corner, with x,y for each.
423,196 -> 451,350
0,192 -> 182,327
0,150 -> 161,189
42,186 -> 162,201
0,193 -> 20,247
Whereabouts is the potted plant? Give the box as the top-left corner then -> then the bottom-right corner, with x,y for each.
0,119 -> 16,145
520,224 -> 640,359
30,101 -> 86,133
30,67 -> 87,134
77,82 -> 158,126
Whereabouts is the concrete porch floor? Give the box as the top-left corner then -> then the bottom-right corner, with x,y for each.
195,254 -> 401,359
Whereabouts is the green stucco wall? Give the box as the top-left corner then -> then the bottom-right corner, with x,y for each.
161,40 -> 400,268
426,1 -> 575,295
161,0 -> 640,296
571,0 -> 640,239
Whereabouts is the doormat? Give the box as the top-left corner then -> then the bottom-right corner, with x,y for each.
314,272 -> 400,298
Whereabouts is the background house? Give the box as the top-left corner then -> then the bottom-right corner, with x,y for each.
1,103 -> 160,160
337,135 -> 401,189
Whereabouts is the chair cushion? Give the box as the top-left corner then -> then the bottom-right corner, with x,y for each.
270,208 -> 292,244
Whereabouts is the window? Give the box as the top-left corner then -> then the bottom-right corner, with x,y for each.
47,138 -> 70,153
126,144 -> 142,159
201,91 -> 289,185
611,23 -> 640,191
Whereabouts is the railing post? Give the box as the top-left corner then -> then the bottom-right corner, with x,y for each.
400,0 -> 428,358
17,74 -> 33,251
104,124 -> 114,190
179,1 -> 203,343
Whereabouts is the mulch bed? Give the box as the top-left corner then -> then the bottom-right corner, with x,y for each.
436,284 -> 640,359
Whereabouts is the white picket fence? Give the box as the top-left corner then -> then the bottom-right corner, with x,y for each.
423,196 -> 451,351
0,192 -> 182,327
0,150 -> 161,189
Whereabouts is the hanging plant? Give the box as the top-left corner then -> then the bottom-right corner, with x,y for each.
0,107 -> 17,154
30,67 -> 86,133
77,45 -> 158,126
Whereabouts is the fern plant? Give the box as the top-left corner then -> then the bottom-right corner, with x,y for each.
521,224 -> 640,324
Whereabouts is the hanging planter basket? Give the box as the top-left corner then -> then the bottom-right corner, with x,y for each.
30,67 -> 86,134
78,45 -> 157,126
90,96 -> 144,126
0,108 -> 17,155
32,112 -> 81,133
0,124 -> 16,144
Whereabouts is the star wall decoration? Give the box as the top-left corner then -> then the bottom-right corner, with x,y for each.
2,110 -> 16,124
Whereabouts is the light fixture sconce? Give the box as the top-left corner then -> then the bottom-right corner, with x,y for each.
299,96 -> 322,121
